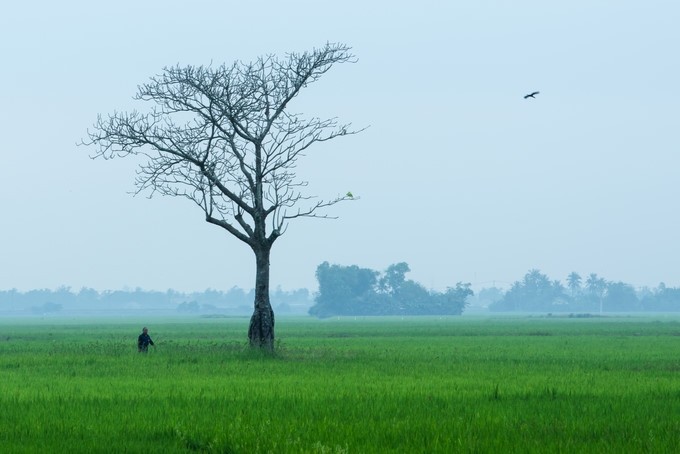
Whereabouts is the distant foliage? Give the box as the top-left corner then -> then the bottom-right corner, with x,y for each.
176,301 -> 201,313
491,270 -> 566,312
309,262 -> 472,317
30,302 -> 62,315
641,283 -> 680,311
489,270 -> 680,312
0,286 -> 311,315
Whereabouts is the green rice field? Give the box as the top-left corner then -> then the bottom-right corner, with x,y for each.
1,315 -> 679,453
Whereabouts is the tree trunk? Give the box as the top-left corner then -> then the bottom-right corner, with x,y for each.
248,246 -> 275,350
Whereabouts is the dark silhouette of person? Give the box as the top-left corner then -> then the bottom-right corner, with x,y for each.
137,327 -> 155,353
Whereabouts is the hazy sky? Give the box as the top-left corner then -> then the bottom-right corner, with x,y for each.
1,1 -> 678,293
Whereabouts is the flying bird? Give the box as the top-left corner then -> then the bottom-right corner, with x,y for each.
524,91 -> 540,99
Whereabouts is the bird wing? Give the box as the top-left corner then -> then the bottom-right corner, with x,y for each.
531,91 -> 540,96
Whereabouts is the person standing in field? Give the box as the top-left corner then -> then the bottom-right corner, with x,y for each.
137,327 -> 155,353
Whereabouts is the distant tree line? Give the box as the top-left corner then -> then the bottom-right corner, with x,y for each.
309,262 -> 472,318
4,268 -> 678,316
486,269 -> 680,312
0,286 -> 311,315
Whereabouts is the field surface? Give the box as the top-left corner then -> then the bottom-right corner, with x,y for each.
0,315 -> 679,453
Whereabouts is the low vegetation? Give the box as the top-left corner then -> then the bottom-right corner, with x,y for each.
1,316 -> 679,452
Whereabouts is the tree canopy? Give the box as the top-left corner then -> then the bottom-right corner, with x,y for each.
84,43 -> 361,348
310,262 -> 472,317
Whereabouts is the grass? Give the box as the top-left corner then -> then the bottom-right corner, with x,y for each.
0,315 -> 679,452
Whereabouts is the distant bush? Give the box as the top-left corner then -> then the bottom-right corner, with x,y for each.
30,302 -> 62,314
177,301 -> 200,313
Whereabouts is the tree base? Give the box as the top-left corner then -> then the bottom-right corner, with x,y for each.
248,305 -> 275,350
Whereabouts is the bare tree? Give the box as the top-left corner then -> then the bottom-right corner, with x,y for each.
83,43 -> 362,350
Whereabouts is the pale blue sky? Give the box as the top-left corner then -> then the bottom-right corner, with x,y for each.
0,1 -> 678,292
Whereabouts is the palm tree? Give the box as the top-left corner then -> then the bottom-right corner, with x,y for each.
585,273 -> 607,313
566,272 -> 582,299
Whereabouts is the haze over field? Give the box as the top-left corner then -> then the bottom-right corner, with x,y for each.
1,1 -> 678,293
